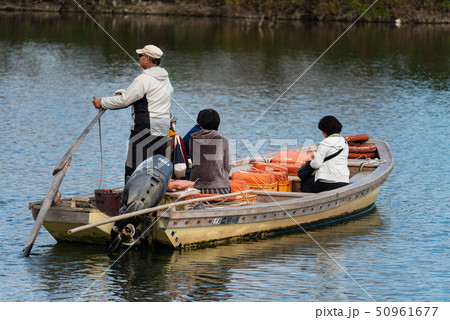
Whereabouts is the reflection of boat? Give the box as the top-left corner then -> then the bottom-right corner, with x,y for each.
29,140 -> 393,249
26,211 -> 382,302
96,211 -> 383,301
157,211 -> 384,301
165,208 -> 383,267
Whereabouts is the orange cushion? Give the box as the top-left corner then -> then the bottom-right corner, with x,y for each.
167,179 -> 195,191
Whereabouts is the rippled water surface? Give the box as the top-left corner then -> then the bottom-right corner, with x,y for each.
0,13 -> 449,302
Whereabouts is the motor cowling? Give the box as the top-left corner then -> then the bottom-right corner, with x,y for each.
121,155 -> 173,212
108,155 -> 173,252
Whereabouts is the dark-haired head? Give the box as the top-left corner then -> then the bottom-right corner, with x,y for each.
318,115 -> 342,136
197,109 -> 220,131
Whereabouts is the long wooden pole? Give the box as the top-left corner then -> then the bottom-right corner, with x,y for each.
22,109 -> 106,257
53,109 -> 105,175
67,190 -> 252,235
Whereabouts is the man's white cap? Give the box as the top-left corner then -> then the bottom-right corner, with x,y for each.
136,44 -> 163,58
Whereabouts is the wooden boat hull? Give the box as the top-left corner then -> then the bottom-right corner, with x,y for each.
155,185 -> 382,248
152,140 -> 392,248
29,140 -> 393,249
30,199 -> 114,245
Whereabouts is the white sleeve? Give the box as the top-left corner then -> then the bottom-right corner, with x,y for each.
310,142 -> 327,169
101,75 -> 147,110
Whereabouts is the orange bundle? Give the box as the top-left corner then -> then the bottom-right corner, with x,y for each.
252,162 -> 288,182
229,180 -> 251,193
271,151 -> 313,164
231,169 -> 276,185
270,151 -> 314,175
167,179 -> 195,191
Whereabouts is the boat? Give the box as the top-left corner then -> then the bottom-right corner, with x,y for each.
28,139 -> 393,249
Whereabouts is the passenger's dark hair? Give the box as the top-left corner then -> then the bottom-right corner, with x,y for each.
152,58 -> 161,66
318,115 -> 342,136
197,109 -> 220,131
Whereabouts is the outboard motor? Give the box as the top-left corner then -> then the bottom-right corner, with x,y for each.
108,155 -> 173,252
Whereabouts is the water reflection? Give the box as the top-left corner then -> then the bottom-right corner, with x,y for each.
1,13 -> 447,85
114,210 -> 381,301
26,210 -> 382,301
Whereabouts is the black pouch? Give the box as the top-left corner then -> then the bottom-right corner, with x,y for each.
297,163 -> 315,180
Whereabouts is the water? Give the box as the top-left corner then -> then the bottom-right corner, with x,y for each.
0,12 -> 449,302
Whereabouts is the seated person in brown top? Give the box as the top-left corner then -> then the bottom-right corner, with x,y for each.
189,109 -> 231,194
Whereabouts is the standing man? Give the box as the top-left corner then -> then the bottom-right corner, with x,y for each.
93,44 -> 174,182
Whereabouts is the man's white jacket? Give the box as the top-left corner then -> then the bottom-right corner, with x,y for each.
101,66 -> 173,136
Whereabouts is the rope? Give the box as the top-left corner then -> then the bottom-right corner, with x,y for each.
98,115 -> 103,189
202,191 -> 251,206
359,159 -> 386,172
243,192 -> 249,204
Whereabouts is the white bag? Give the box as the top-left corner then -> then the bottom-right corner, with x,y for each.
173,135 -> 187,178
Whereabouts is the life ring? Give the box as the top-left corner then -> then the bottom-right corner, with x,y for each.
349,143 -> 377,153
345,134 -> 370,143
348,152 -> 377,159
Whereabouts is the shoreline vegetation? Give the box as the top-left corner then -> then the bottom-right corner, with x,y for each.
0,0 -> 449,24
